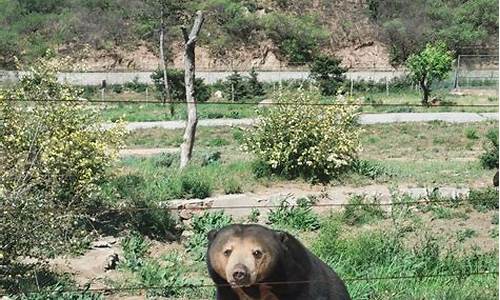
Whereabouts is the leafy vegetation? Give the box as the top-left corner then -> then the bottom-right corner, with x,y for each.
0,55 -> 124,260
309,55 -> 348,96
370,0 -> 499,64
243,90 -> 361,181
185,210 -> 233,261
406,42 -> 454,104
151,68 -> 211,103
480,128 -> 499,169
342,195 -> 385,225
267,197 -> 320,231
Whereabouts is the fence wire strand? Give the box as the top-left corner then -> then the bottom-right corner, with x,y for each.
2,98 -> 499,108
4,269 -> 497,296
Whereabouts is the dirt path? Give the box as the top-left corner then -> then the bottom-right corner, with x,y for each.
104,112 -> 498,132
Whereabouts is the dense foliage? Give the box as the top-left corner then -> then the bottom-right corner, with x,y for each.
151,68 -> 211,102
369,0 -> 499,64
480,128 -> 499,169
243,90 -> 361,181
406,42 -> 454,103
309,55 -> 348,96
0,56 -> 124,260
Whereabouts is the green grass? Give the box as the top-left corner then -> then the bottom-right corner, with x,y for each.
98,89 -> 498,122
312,213 -> 498,300
105,153 -> 264,203
119,122 -> 498,198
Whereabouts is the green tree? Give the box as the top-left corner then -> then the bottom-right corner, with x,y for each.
247,67 -> 265,98
223,71 -> 248,101
151,68 -> 210,102
309,55 -> 348,96
406,42 -> 453,104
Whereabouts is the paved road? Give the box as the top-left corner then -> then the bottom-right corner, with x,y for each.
104,112 -> 498,131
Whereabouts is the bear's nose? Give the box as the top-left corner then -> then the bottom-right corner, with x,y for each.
232,264 -> 249,281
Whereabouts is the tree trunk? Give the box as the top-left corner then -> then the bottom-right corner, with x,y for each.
159,9 -> 174,116
180,11 -> 204,169
420,77 -> 430,105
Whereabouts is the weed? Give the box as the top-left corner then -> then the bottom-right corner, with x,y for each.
342,195 -> 385,225
465,127 -> 479,140
232,128 -> 245,144
186,211 -> 233,261
223,178 -> 242,194
247,208 -> 260,223
456,228 -> 477,242
120,232 -> 150,271
153,153 -> 176,168
179,172 -> 213,199
267,197 -> 320,231
137,254 -> 197,298
467,188 -> 499,212
207,137 -> 229,147
201,151 -> 221,166
351,159 -> 393,179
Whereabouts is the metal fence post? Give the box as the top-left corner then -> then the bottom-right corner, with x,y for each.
453,55 -> 461,89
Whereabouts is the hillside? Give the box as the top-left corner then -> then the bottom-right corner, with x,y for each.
0,0 -> 497,71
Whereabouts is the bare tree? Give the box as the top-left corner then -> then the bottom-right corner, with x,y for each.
180,11 -> 204,169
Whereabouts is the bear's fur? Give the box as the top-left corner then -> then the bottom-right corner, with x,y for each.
206,224 -> 350,300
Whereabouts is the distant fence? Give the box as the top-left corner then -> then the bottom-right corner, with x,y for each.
0,69 -> 407,85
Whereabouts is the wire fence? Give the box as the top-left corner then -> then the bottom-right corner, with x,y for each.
5,269 -> 497,297
3,97 -> 499,108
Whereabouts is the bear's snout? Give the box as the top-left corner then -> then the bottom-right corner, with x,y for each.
231,264 -> 250,284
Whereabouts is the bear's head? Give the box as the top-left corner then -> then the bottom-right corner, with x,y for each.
207,224 -> 287,288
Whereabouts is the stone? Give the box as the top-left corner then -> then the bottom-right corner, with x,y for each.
179,209 -> 194,220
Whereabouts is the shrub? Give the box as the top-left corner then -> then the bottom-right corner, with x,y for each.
267,197 -> 320,231
309,55 -> 348,96
120,232 -> 150,271
186,211 -> 233,261
342,195 -> 385,225
0,55 -> 124,260
123,77 -> 148,93
243,90 -> 361,181
179,172 -> 212,199
151,68 -> 210,102
351,159 -> 393,179
467,188 -> 499,212
251,159 -> 273,178
479,128 -> 498,169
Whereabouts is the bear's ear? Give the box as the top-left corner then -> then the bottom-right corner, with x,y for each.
207,229 -> 219,242
275,230 -> 290,244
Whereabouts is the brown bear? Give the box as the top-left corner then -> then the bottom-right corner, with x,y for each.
206,224 -> 350,300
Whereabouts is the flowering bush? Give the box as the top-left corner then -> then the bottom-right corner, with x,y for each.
243,90 -> 361,180
0,56 -> 124,260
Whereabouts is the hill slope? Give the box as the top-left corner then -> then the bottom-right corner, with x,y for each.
0,0 -> 497,71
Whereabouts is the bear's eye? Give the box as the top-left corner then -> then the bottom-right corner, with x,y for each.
223,249 -> 232,257
252,250 -> 263,259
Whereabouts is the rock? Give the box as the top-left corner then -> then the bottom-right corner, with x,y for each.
104,253 -> 119,271
180,230 -> 194,241
91,236 -> 117,248
179,209 -> 194,220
